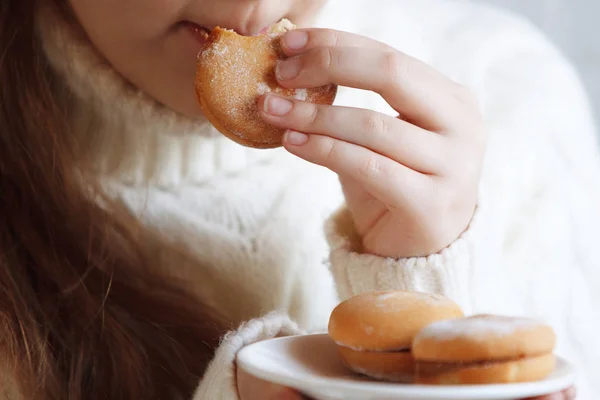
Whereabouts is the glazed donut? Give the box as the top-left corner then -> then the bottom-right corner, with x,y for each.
196,19 -> 338,149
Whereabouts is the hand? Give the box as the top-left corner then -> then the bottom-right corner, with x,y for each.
237,367 -> 313,400
259,28 -> 486,258
524,386 -> 576,400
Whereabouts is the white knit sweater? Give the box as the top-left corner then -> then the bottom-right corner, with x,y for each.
40,0 -> 600,399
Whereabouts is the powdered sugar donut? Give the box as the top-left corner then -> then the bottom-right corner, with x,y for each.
196,19 -> 337,149
413,314 -> 556,384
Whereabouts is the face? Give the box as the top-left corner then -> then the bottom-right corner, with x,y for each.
68,0 -> 327,118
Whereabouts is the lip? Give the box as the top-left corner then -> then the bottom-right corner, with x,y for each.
183,21 -> 211,44
183,19 -> 273,39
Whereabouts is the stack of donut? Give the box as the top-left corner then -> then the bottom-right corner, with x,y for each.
328,290 -> 557,385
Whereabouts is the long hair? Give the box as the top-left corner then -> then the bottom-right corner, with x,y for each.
0,1 -> 225,399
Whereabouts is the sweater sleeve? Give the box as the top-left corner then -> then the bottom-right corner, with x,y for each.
192,312 -> 303,400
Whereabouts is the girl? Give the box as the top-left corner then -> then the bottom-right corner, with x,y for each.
1,0 -> 597,399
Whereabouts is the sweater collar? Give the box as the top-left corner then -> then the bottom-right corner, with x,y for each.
38,4 -> 278,188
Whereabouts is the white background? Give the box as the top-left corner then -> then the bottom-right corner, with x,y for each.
482,0 -> 599,123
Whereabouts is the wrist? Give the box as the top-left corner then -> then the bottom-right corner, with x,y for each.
360,205 -> 476,259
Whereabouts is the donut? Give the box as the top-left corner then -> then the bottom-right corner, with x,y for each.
196,19 -> 337,149
327,291 -> 464,382
412,314 -> 556,384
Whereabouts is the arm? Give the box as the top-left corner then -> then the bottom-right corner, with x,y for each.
325,10 -> 600,304
325,12 -> 600,398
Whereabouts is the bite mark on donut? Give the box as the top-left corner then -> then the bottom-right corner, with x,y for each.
195,19 -> 337,148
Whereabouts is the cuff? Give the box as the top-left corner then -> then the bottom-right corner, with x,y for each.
325,206 -> 479,312
192,312 -> 304,400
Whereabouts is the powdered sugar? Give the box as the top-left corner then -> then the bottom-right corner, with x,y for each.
417,315 -> 541,342
199,40 -> 255,121
200,41 -> 229,59
374,291 -> 452,310
268,18 -> 296,35
294,88 -> 307,101
377,292 -> 399,302
257,82 -> 271,95
257,83 -> 308,101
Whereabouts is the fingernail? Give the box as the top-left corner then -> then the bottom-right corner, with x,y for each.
265,95 -> 293,116
283,30 -> 308,50
276,58 -> 302,81
284,130 -> 309,146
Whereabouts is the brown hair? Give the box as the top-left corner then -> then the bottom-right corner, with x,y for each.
0,1 -> 225,399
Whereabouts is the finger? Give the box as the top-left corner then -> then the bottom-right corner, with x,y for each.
276,389 -> 312,400
237,368 -> 301,400
281,130 -> 432,207
523,390 -> 570,400
275,45 -> 471,131
280,28 -> 391,56
523,386 -> 576,400
259,93 -> 445,174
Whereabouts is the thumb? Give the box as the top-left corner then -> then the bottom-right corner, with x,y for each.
523,386 -> 576,400
268,387 -> 313,400
237,367 -> 313,400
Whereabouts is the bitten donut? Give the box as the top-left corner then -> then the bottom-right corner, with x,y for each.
327,291 -> 464,383
412,314 -> 557,385
196,19 -> 337,149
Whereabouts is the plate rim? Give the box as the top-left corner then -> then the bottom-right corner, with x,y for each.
237,333 -> 576,400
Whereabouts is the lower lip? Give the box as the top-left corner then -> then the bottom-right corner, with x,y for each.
183,22 -> 270,49
185,22 -> 210,45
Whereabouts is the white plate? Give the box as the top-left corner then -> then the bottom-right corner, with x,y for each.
237,333 -> 575,400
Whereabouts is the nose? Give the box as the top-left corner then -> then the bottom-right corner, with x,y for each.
187,0 -> 281,36
229,0 -> 272,36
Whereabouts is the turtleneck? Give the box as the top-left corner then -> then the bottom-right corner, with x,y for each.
37,4 -> 279,188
